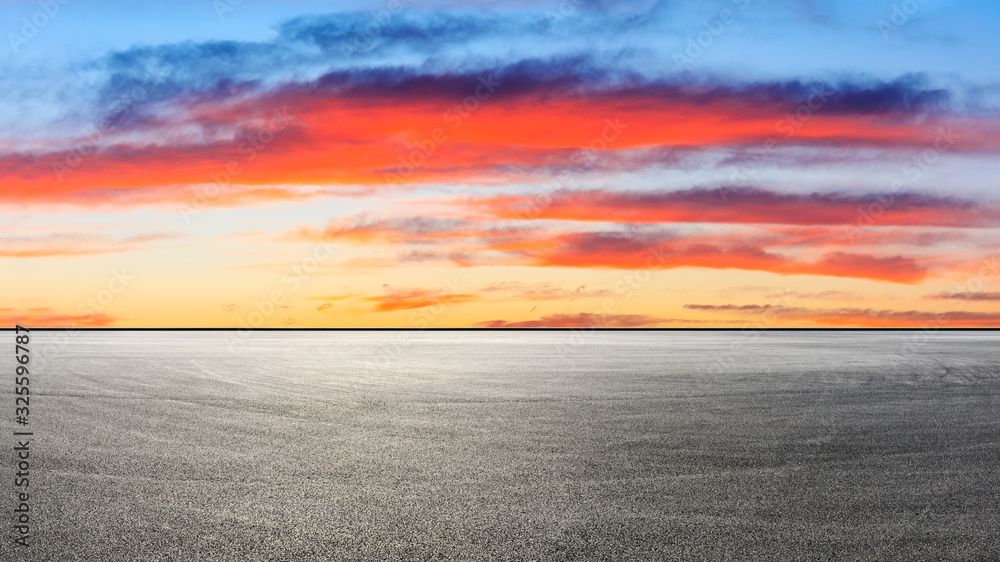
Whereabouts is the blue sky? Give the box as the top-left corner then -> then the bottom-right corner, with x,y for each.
2,0 -> 1000,327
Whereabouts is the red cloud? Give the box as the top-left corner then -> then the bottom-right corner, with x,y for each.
3,86 -> 994,205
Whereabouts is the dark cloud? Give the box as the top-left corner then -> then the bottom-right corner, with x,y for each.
291,214 -> 930,283
477,186 -> 995,227
85,7 -> 955,126
929,292 -> 1000,301
683,303 -> 1000,327
293,215 -> 537,245
475,313 -> 666,327
278,11 -> 543,56
685,304 -> 787,311
529,231 -> 928,283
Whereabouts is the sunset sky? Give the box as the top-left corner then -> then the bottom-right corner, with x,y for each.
2,0 -> 999,327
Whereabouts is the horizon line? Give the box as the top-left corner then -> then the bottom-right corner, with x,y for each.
6,327 -> 1000,331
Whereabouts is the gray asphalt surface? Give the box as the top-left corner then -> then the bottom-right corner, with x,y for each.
3,331 -> 999,560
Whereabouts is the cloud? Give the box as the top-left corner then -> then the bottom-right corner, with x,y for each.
4,51 -> 991,205
364,287 -> 477,312
288,212 -> 932,282
4,1 -> 997,211
479,281 -> 610,300
683,303 -> 1000,327
475,312 -> 667,327
93,13 -> 956,115
685,304 -> 785,312
772,290 -> 862,301
277,11 -> 549,63
0,232 -> 179,258
57,185 -> 343,210
292,215 -> 535,245
928,291 -> 1000,301
528,231 -> 929,283
0,307 -> 118,327
468,186 -> 1000,227
288,214 -> 548,265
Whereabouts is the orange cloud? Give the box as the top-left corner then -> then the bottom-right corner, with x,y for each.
363,288 -> 478,312
0,232 -> 179,258
0,307 -> 118,327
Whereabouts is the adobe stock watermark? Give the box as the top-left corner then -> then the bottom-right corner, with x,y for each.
30,268 -> 136,365
75,269 -> 135,320
891,254 -> 1000,385
878,0 -> 929,42
551,242 -> 670,357
366,277 -> 467,375
340,0 -> 405,60
673,0 -> 751,70
842,125 -> 959,241
180,107 -> 301,222
7,0 -> 72,54
382,73 -> 501,184
719,84 -> 831,201
711,292 -> 796,370
900,254 -> 1000,356
516,116 -> 628,219
213,0 -> 243,21
224,241 -> 337,350
52,82 -> 154,182
545,0 -> 584,23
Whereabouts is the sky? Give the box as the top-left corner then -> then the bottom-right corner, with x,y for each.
1,0 -> 999,328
